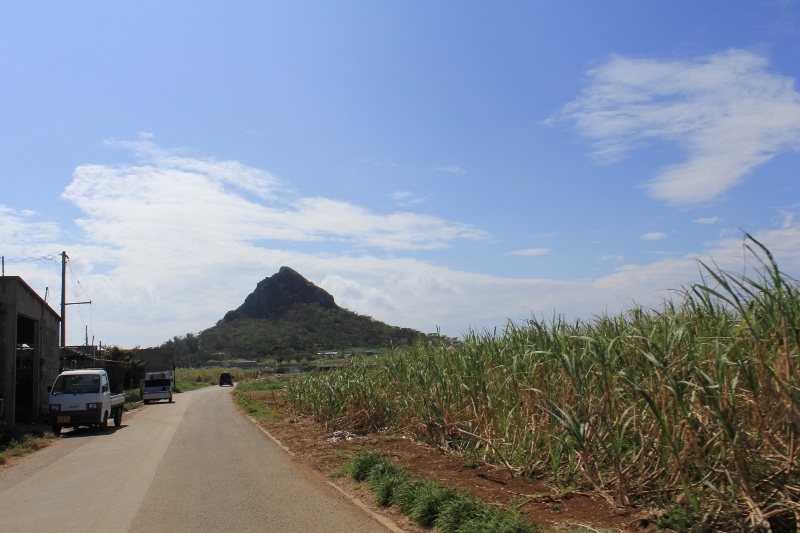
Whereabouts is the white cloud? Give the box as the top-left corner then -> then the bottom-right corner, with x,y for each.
641,232 -> 668,241
694,217 -> 723,225
358,158 -> 396,168
509,248 -> 553,256
391,191 -> 427,205
391,191 -> 412,201
64,143 -> 484,254
434,166 -> 466,174
0,207 -> 60,245
7,140 -> 800,349
558,50 -> 800,205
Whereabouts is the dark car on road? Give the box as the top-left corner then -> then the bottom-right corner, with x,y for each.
219,372 -> 233,387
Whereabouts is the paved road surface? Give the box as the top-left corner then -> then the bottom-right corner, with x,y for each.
0,386 -> 390,532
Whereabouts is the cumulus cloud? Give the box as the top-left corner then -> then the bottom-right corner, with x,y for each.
641,232 -> 668,241
558,50 -> 800,205
509,248 -> 553,256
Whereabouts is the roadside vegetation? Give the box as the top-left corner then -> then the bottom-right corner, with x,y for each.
0,422 -> 55,466
341,451 -> 535,533
233,378 -> 286,424
174,366 -> 260,391
123,388 -> 143,410
286,236 -> 800,531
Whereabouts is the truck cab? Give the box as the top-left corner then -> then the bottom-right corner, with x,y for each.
47,369 -> 125,435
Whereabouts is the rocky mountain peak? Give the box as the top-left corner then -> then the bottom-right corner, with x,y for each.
223,267 -> 338,322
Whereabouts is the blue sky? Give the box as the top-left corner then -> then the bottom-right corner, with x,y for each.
2,1 -> 800,348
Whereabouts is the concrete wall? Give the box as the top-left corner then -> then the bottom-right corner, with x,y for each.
0,277 -> 61,425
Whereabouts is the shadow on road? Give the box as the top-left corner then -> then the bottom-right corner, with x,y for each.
57,424 -> 128,438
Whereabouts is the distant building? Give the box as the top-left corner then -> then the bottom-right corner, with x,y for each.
0,277 -> 61,425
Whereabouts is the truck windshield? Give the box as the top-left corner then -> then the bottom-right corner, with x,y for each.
51,374 -> 101,395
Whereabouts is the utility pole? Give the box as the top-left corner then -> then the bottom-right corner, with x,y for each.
60,250 -> 92,348
61,251 -> 67,347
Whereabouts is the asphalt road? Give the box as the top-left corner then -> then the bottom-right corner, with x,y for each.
0,386 -> 391,532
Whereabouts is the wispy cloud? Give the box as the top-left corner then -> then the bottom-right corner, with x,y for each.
358,158 -> 397,168
434,166 -> 466,174
558,50 -> 800,205
641,232 -> 668,241
509,248 -> 553,256
0,207 -> 60,245
391,191 -> 428,205
67,139 -> 483,253
600,254 -> 624,262
694,216 -> 724,225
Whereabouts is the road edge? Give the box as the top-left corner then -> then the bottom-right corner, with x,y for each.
243,414 -> 405,533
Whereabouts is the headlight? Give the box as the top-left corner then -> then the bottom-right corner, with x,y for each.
86,403 -> 99,410
48,404 -> 60,412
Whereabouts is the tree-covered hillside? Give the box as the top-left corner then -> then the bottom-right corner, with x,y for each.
164,303 -> 426,366
159,267 -> 431,367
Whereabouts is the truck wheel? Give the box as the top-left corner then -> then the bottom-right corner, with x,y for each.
114,408 -> 122,427
99,412 -> 108,431
143,399 -> 150,405
169,394 -> 173,403
52,424 -> 61,436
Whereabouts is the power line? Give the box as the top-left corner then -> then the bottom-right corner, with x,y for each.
3,254 -> 60,264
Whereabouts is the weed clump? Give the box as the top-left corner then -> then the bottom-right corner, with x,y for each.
344,451 -> 536,532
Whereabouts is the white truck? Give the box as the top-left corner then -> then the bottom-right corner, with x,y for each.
47,368 -> 125,435
140,370 -> 174,404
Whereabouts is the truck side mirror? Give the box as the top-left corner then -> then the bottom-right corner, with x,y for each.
102,384 -> 109,393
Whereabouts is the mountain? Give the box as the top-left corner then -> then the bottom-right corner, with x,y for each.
223,266 -> 338,321
163,267 -> 428,366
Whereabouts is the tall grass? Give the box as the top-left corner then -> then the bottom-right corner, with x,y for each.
286,236 -> 800,530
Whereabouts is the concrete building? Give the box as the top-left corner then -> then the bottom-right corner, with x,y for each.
0,277 -> 61,425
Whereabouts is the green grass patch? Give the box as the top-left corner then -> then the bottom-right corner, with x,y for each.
175,366 -> 263,392
343,451 -> 537,532
121,389 -> 143,410
235,380 -> 286,392
123,388 -> 141,402
233,388 -> 280,424
0,423 -> 56,465
174,379 -> 213,392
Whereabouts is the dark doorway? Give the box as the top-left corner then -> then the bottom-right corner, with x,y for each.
15,315 -> 35,423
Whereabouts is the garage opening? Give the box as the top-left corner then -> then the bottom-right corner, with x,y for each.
15,315 -> 36,423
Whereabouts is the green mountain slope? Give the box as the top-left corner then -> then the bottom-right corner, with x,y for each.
161,267 -> 427,366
